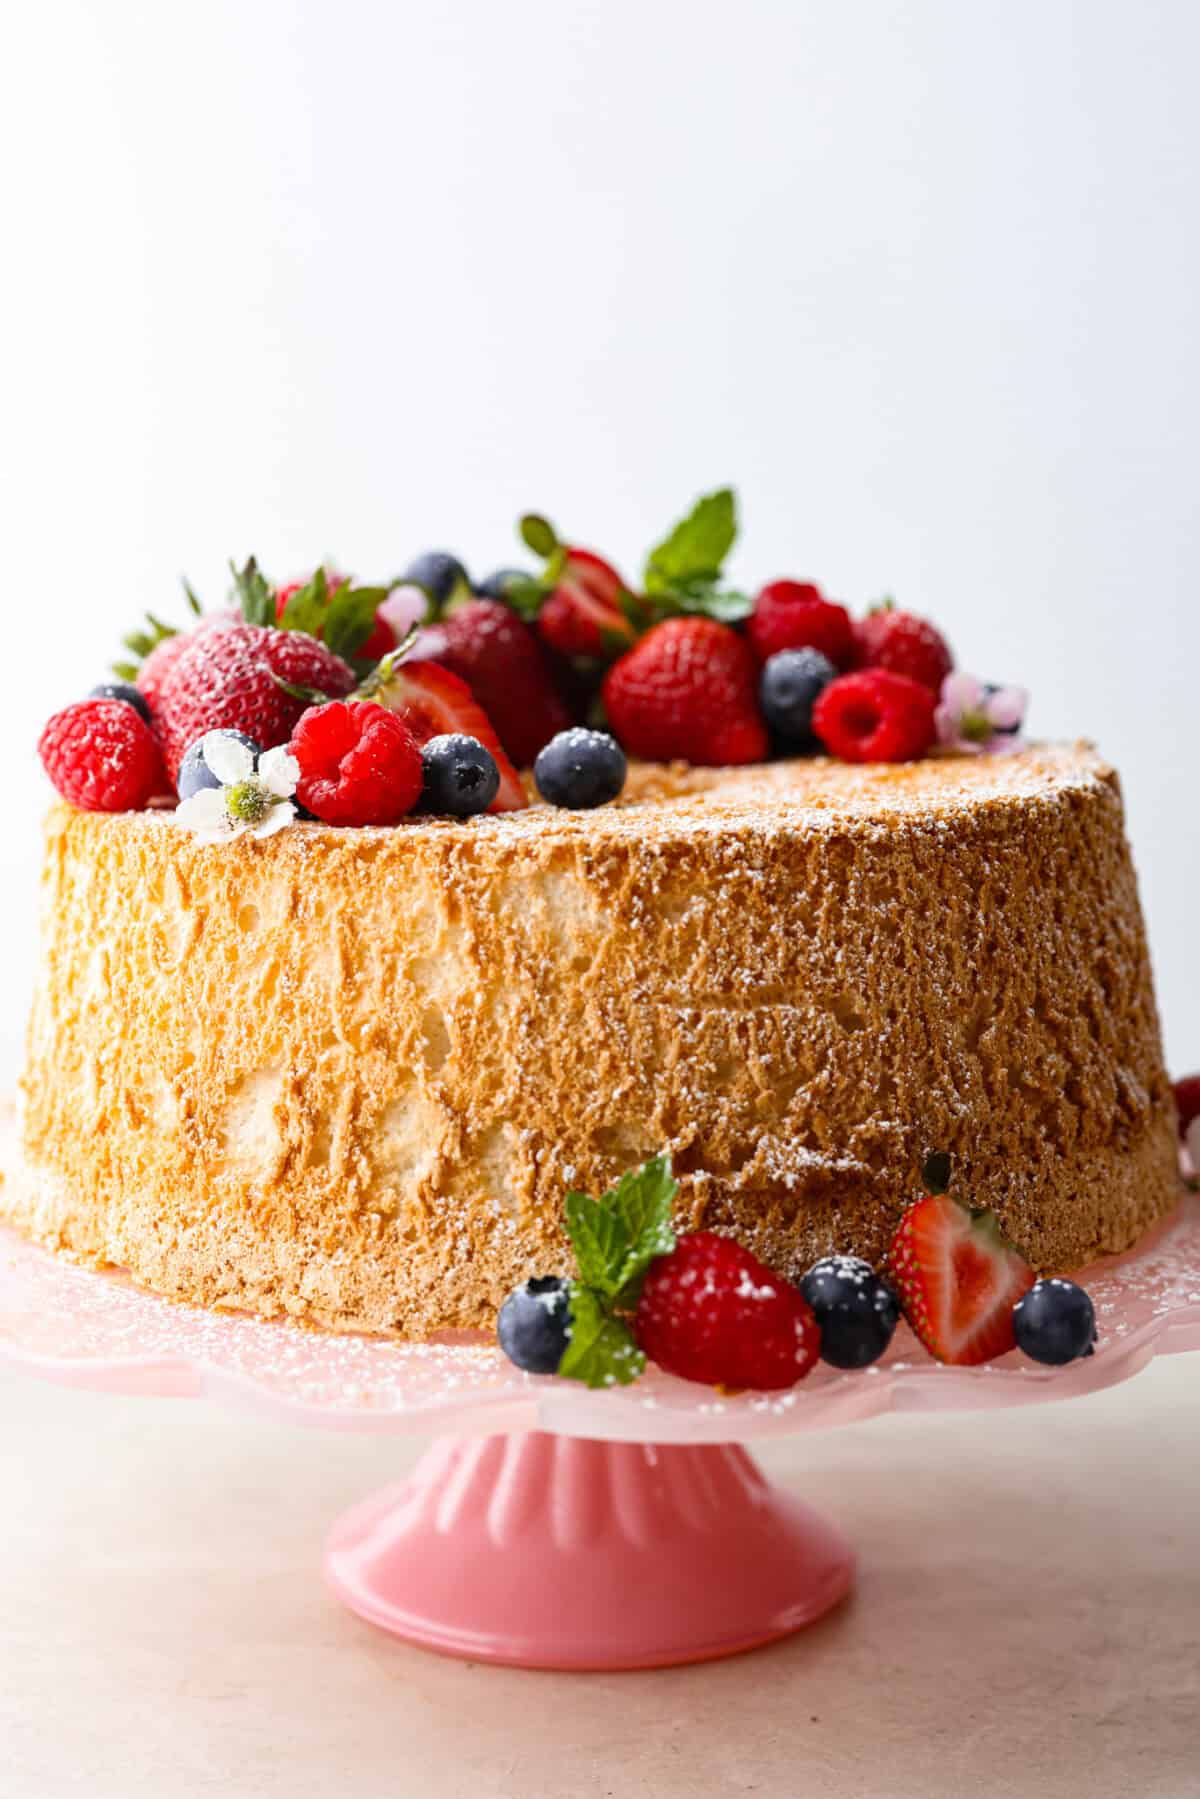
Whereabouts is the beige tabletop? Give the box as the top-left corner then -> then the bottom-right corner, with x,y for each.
1,1355 -> 1197,1798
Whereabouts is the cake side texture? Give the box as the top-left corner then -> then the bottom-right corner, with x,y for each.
9,743 -> 1180,1335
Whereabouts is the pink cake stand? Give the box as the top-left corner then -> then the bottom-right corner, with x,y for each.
2,1197 -> 1198,1670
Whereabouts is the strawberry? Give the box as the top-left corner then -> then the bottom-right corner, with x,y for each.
855,605 -> 953,695
634,1231 -> 820,1390
365,657 -> 527,811
602,617 -> 768,765
136,631 -> 195,719
812,669 -> 937,763
155,624 -> 356,784
538,548 -> 636,661
427,598 -> 570,767
747,581 -> 856,669
887,1193 -> 1035,1365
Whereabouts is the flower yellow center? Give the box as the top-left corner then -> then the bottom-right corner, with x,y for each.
226,779 -> 269,823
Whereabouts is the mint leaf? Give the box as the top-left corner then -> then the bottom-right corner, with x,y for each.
278,566 -> 329,637
564,1191 -> 631,1294
643,488 -> 737,596
324,584 -> 389,661
607,1155 -> 677,1304
557,1283 -> 646,1388
562,1153 -> 678,1304
231,556 -> 275,627
520,513 -> 559,560
649,576 -> 752,625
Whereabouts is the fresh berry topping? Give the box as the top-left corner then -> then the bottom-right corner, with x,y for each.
758,647 -> 838,743
534,728 -> 627,809
887,1193 -> 1035,1365
855,605 -> 953,695
420,733 -> 500,816
87,681 -> 152,725
136,629 -> 195,716
1173,1075 -> 1200,1142
812,669 -> 937,764
602,618 -> 769,766
155,624 -> 356,784
497,1276 -> 573,1374
538,548 -> 637,663
363,657 -> 527,811
287,700 -> 422,826
402,552 -> 470,606
433,599 -> 571,767
38,700 -> 167,813
474,568 -> 530,601
799,1256 -> 901,1369
746,581 -> 856,669
634,1231 -> 820,1390
177,729 -> 263,802
1012,1279 -> 1097,1366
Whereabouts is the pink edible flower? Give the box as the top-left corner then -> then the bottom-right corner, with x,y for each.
935,672 -> 1027,754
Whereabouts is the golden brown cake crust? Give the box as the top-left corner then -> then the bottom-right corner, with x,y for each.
9,743 -> 1179,1335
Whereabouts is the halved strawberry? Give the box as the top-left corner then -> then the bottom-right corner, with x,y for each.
538,549 -> 637,661
887,1193 -> 1034,1365
368,659 -> 527,812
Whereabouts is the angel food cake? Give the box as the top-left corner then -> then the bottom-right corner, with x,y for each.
7,491 -> 1182,1357
12,747 -> 1178,1336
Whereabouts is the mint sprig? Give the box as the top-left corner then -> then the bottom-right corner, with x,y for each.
557,1285 -> 646,1388
641,487 -> 752,625
555,1154 -> 677,1389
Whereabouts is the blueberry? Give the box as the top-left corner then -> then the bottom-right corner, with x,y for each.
402,552 -> 469,605
177,729 -> 262,801
497,1276 -> 572,1374
1012,1279 -> 1097,1365
474,568 -> 531,601
420,733 -> 500,816
88,681 -> 151,725
534,728 -> 627,809
799,1255 -> 900,1369
759,648 -> 838,743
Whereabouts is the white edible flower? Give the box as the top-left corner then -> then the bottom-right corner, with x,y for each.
175,739 -> 300,844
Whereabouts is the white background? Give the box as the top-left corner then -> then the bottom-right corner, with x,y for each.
1,0 -> 1196,1076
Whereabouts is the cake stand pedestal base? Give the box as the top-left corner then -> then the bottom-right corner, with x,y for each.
324,1431 -> 855,1670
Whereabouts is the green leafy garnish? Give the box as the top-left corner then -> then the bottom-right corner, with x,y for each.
323,583 -> 389,662
231,556 -> 275,628
644,487 -> 737,594
554,1154 -> 678,1389
557,1284 -> 646,1389
640,487 -> 752,625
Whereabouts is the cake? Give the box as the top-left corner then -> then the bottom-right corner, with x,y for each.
9,742 -> 1179,1336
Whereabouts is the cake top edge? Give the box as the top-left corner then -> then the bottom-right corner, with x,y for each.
45,740 -> 1116,850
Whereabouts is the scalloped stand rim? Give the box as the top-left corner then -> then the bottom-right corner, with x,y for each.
323,1431 -> 855,1669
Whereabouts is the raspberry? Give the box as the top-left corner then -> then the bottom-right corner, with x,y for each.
38,700 -> 167,813
747,581 -> 856,669
288,700 -> 423,825
855,607 -> 953,695
602,617 -> 768,766
812,669 -> 937,764
155,624 -> 356,784
634,1231 -> 820,1390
